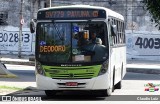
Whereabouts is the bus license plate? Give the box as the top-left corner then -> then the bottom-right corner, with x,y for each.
66,82 -> 78,86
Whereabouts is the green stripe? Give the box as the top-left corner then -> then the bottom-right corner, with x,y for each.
42,65 -> 101,79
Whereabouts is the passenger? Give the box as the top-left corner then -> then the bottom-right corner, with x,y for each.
89,32 -> 98,44
83,38 -> 107,62
91,38 -> 108,62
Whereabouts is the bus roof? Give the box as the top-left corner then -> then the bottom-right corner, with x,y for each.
38,5 -> 124,21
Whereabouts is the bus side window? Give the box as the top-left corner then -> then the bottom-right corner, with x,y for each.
120,21 -> 123,44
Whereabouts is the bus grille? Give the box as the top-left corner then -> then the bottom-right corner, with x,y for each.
43,66 -> 101,79
50,73 -> 95,79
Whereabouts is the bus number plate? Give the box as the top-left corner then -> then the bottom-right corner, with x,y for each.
66,82 -> 78,86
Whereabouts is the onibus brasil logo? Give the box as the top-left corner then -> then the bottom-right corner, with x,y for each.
144,83 -> 160,92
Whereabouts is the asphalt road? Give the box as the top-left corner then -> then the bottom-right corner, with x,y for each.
1,64 -> 160,101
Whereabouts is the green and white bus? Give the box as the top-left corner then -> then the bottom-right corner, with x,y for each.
30,5 -> 126,97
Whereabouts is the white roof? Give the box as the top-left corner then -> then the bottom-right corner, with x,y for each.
39,5 -> 124,20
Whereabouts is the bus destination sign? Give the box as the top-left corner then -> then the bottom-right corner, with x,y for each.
37,9 -> 106,20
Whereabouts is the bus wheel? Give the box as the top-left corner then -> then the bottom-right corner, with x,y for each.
99,89 -> 112,97
115,65 -> 123,89
45,90 -> 57,97
100,68 -> 115,97
112,68 -> 115,92
106,88 -> 112,96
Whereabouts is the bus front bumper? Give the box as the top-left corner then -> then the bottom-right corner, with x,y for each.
36,74 -> 110,90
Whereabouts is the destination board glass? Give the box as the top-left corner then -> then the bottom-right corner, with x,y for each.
37,9 -> 106,20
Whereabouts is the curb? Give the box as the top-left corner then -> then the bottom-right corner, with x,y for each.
0,74 -> 18,78
127,68 -> 160,74
2,61 -> 35,66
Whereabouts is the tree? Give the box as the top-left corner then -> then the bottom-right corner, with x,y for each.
142,0 -> 160,29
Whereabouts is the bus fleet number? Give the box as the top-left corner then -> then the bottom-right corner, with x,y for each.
0,33 -> 30,43
135,37 -> 160,49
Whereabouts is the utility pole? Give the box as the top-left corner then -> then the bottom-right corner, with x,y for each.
50,0 -> 51,7
18,0 -> 23,58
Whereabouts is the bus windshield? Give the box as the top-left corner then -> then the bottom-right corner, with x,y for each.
36,21 -> 108,63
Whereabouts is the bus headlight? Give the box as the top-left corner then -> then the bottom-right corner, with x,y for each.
99,60 -> 109,75
36,62 -> 45,76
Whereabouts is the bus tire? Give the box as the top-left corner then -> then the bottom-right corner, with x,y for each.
106,88 -> 112,96
115,64 -> 123,89
99,89 -> 112,97
100,68 -> 115,97
112,68 -> 115,92
45,90 -> 57,97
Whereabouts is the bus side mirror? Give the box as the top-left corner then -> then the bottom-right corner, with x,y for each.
30,19 -> 36,33
111,25 -> 117,36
